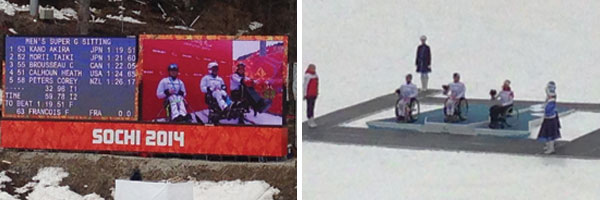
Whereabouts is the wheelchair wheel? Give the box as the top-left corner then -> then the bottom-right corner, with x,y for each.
407,99 -> 420,122
503,107 -> 519,127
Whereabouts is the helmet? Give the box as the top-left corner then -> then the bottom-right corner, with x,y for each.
207,62 -> 219,70
167,63 -> 178,71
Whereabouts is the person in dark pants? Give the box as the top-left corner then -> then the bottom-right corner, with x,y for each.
537,81 -> 561,154
304,64 -> 319,128
415,35 -> 431,90
489,80 -> 515,129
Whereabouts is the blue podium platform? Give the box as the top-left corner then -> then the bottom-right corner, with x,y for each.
366,103 -> 573,138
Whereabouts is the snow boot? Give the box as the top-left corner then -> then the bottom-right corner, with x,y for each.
308,118 -> 317,128
544,141 -> 555,154
421,75 -> 429,91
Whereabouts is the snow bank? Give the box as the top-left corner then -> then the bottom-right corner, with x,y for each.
54,8 -> 77,20
0,192 -> 17,200
90,16 -> 106,24
170,26 -> 195,31
106,14 -> 146,24
0,171 -> 17,200
304,142 -> 600,200
248,21 -> 263,31
15,167 -> 103,200
0,172 -> 11,188
0,0 -> 77,21
4,167 -> 278,200
0,0 -> 28,16
191,180 -> 280,200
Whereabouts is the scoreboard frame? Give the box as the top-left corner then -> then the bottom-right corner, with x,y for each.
1,35 -> 140,121
0,34 -> 289,158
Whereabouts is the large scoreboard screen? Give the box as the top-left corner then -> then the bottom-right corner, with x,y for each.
3,36 -> 138,120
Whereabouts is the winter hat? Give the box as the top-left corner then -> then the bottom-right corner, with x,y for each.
546,81 -> 556,96
207,62 -> 218,70
306,64 -> 316,74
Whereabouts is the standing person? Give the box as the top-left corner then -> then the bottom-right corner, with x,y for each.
415,35 -> 431,91
156,63 -> 189,122
488,80 -> 515,129
304,64 -> 319,128
395,74 -> 418,121
537,81 -> 561,154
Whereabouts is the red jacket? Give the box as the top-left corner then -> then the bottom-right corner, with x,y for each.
304,69 -> 318,98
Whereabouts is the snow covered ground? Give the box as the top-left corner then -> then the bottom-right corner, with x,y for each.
13,167 -> 103,200
191,180 -> 279,200
0,167 -> 279,200
303,0 -> 600,119
303,1 -> 600,199
529,111 -> 600,141
303,142 -> 600,200
0,0 -> 146,24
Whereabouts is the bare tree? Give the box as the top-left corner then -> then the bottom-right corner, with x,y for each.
29,0 -> 39,17
78,0 -> 90,35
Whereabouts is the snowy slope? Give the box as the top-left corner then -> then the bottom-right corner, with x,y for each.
0,167 -> 280,200
303,142 -> 600,200
303,0 -> 600,118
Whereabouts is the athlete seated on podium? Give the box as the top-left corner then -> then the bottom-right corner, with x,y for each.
230,63 -> 271,114
156,63 -> 191,122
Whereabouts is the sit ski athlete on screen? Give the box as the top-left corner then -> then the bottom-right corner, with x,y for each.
200,62 -> 232,111
156,64 -> 191,122
230,63 -> 271,114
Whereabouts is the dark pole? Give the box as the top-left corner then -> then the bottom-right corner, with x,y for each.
29,0 -> 39,17
78,0 -> 90,35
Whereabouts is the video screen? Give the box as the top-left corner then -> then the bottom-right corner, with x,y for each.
139,35 -> 287,126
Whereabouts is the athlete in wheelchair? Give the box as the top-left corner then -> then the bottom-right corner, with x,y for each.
395,74 -> 419,122
489,80 -> 517,129
442,73 -> 467,122
201,61 -> 243,124
156,64 -> 193,123
230,63 -> 272,118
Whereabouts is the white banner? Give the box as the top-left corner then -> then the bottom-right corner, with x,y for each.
115,179 -> 193,200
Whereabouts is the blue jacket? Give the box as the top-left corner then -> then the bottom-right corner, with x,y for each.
415,44 -> 431,73
544,99 -> 557,118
